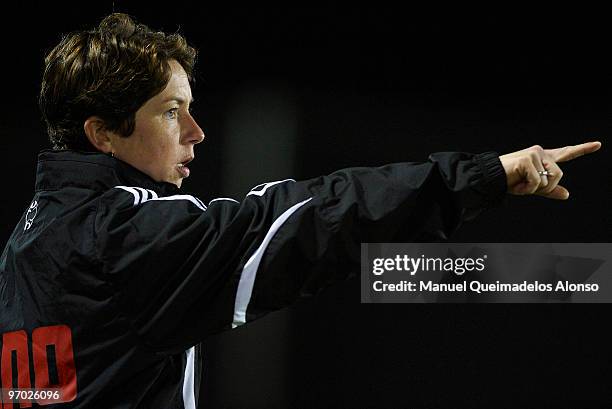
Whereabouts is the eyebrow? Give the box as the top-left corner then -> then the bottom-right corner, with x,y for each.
162,97 -> 195,105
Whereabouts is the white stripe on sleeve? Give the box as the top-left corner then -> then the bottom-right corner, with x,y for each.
114,186 -> 140,206
232,197 -> 312,328
208,197 -> 239,205
113,186 -> 205,210
247,179 -> 296,197
143,195 -> 207,211
135,187 -> 149,202
182,346 -> 196,409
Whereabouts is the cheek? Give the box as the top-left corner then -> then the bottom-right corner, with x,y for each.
135,123 -> 178,163
157,135 -> 181,164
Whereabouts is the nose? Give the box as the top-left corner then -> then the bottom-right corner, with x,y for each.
182,112 -> 205,145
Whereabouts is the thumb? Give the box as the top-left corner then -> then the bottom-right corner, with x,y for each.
538,185 -> 570,200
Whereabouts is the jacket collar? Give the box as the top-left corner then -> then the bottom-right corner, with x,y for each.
34,150 -> 180,196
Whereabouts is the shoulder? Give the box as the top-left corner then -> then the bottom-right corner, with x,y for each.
100,186 -> 209,211
96,186 -> 245,227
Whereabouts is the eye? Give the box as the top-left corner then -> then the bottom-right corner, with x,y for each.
164,108 -> 179,120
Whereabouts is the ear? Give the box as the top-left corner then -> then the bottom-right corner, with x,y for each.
84,117 -> 113,154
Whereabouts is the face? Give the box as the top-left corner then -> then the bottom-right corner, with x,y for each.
108,59 -> 204,188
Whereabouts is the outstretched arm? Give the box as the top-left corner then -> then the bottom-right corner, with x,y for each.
96,151 -> 505,353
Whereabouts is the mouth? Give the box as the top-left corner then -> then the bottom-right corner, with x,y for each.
177,157 -> 194,178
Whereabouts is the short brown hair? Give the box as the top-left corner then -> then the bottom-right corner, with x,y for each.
39,13 -> 197,151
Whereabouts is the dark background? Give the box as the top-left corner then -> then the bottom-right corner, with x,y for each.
1,3 -> 611,408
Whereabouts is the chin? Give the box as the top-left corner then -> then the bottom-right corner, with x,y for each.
157,176 -> 182,188
159,174 -> 182,188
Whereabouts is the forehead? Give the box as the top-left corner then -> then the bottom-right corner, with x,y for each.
157,60 -> 192,101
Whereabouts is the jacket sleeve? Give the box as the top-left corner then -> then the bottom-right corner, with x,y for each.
94,151 -> 506,354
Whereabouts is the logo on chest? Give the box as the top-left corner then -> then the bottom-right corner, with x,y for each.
24,200 -> 39,231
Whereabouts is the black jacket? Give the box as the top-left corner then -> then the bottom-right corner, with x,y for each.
0,149 -> 506,408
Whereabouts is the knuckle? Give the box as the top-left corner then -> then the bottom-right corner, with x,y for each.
531,145 -> 543,153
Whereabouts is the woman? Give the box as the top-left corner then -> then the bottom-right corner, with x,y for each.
0,13 -> 601,409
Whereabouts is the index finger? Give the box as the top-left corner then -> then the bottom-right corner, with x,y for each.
545,141 -> 602,163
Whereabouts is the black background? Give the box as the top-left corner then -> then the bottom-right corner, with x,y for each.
1,3 -> 610,408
